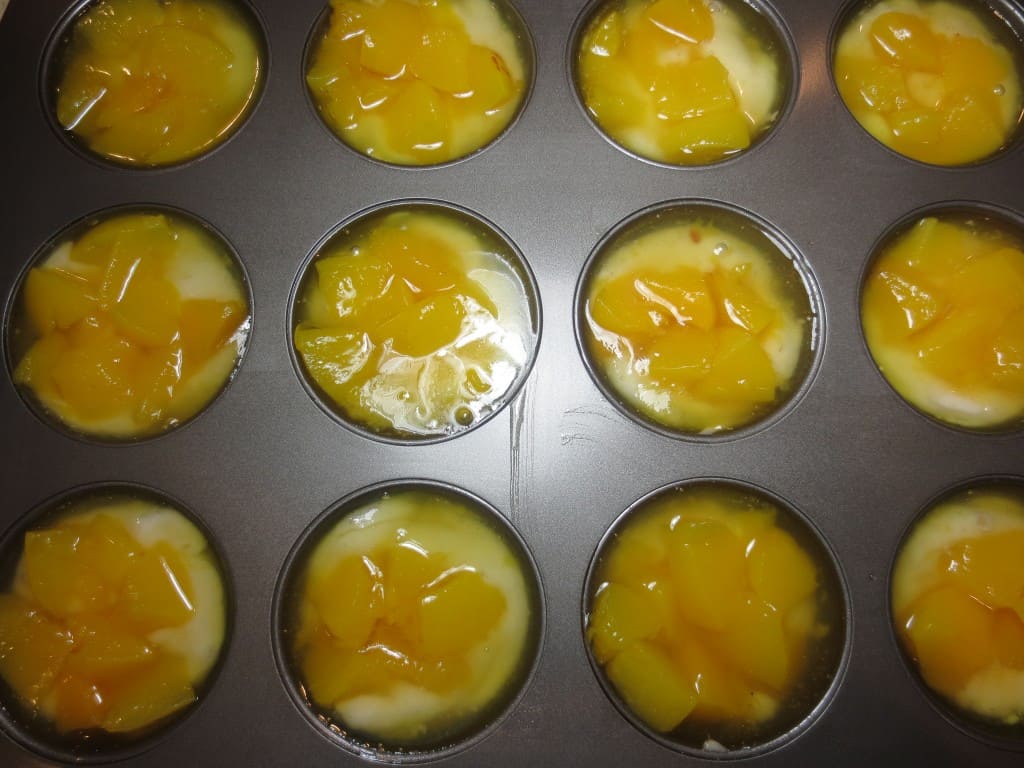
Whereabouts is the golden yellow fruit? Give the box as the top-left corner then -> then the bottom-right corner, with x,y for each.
11,211 -> 249,439
862,214 -> 1024,429
54,0 -> 262,166
307,0 -> 527,165
0,500 -> 225,736
291,490 -> 535,745
586,485 -> 839,743
834,0 -> 1022,165
294,208 -> 533,438
577,0 -> 783,164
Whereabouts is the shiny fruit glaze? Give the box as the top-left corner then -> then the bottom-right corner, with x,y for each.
10,212 -> 250,440
577,0 -> 784,164
583,217 -> 813,434
289,491 -> 535,746
586,485 -> 842,749
293,208 -> 533,439
862,213 -> 1024,430
306,0 -> 527,165
54,0 -> 263,166
834,0 -> 1023,165
0,499 -> 225,737
892,487 -> 1024,724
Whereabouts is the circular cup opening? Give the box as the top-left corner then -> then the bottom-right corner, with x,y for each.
574,198 -> 824,442
302,0 -> 536,169
829,0 -> 1024,168
3,203 -> 253,445
582,477 -> 851,759
40,0 -> 269,171
566,0 -> 799,168
858,201 -> 1024,434
288,198 -> 541,444
0,482 -> 233,764
271,479 -> 545,763
888,475 -> 1024,749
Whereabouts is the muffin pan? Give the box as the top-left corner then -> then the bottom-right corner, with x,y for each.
1,0 -> 1023,765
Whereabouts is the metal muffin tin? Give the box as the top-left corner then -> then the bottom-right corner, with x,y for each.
1,0 -> 1022,765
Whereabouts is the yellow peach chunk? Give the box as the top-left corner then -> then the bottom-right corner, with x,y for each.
669,518 -> 746,631
747,528 -> 818,613
410,24 -> 473,95
903,585 -> 996,697
645,0 -> 714,44
295,328 -> 374,404
945,530 -> 1024,614
712,265 -> 776,334
52,674 -> 108,732
602,519 -> 670,587
381,543 -> 441,628
653,56 -> 736,120
589,274 -> 665,338
834,50 -> 910,112
376,293 -> 466,357
310,555 -> 381,650
13,333 -> 71,393
178,299 -> 245,363
23,526 -> 114,618
645,327 -> 715,385
588,582 -> 665,664
23,268 -> 98,334
869,12 -> 942,72
584,8 -> 623,57
419,570 -> 506,658
386,80 -> 448,157
63,619 -> 155,680
672,107 -> 751,160
635,267 -> 716,330
101,655 -> 196,733
718,595 -> 790,690
466,46 -> 516,111
694,326 -> 777,404
605,641 -> 697,732
122,545 -> 196,631
941,34 -> 1011,95
671,628 -> 752,720
0,594 -> 74,707
358,3 -> 418,78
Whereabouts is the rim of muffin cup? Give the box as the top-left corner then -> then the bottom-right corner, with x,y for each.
39,0 -> 270,172
0,481 -> 234,764
572,197 -> 826,443
270,478 -> 546,764
565,0 -> 801,169
856,199 -> 1024,437
580,476 -> 853,760
827,0 -> 1024,169
2,202 -> 255,446
886,474 -> 1024,750
301,0 -> 537,170
286,198 -> 543,446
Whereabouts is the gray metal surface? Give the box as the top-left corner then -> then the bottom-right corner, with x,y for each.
0,0 -> 1022,766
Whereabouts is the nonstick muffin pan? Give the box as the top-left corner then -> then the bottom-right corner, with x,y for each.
1,0 -> 1023,765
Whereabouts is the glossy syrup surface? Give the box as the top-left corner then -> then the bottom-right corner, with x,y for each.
8,211 -> 251,441
862,211 -> 1024,430
306,0 -> 529,165
582,209 -> 816,435
284,489 -> 539,751
293,206 -> 535,439
892,483 -> 1024,731
834,0 -> 1024,165
0,493 -> 226,751
52,0 -> 263,166
576,0 -> 787,164
586,484 -> 845,753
